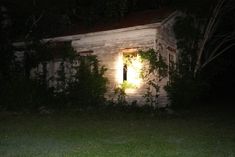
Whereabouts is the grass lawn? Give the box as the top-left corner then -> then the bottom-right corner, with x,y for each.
0,107 -> 235,157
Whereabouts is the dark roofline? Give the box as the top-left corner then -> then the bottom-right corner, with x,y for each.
61,8 -> 175,36
13,9 -> 178,46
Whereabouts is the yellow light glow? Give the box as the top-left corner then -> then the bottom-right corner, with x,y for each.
127,55 -> 142,87
115,53 -> 123,84
115,50 -> 143,91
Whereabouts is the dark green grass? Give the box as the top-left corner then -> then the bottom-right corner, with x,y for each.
0,108 -> 235,157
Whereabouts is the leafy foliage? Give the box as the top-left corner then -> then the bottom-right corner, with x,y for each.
0,35 -> 108,112
66,55 -> 108,108
113,49 -> 167,107
114,81 -> 136,105
139,49 -> 168,106
165,0 -> 235,108
173,15 -> 201,76
165,15 -> 210,108
139,49 -> 168,79
165,71 -> 210,108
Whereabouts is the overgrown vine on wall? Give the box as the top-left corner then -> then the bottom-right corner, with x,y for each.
114,49 -> 168,107
138,49 -> 168,107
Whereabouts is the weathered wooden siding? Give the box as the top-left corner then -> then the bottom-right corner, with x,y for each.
71,26 -> 158,104
14,11 -> 179,107
154,12 -> 178,107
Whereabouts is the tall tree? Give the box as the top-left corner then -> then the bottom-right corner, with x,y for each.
173,0 -> 235,77
166,0 -> 235,107
194,0 -> 235,77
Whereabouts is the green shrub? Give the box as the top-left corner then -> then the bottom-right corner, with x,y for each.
66,55 -> 108,108
164,15 -> 210,109
165,72 -> 209,109
139,49 -> 168,107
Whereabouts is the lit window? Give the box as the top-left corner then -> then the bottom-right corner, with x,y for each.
115,49 -> 143,91
122,52 -> 142,88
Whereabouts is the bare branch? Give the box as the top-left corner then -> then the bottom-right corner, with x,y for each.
194,0 -> 227,77
200,43 -> 235,70
207,33 -> 235,60
25,11 -> 45,39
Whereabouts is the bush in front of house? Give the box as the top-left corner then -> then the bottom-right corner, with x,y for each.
32,44 -> 109,111
64,55 -> 108,109
165,71 -> 209,109
0,41 -> 108,113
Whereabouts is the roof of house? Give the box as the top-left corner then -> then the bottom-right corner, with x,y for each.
62,8 -> 175,36
13,8 -> 175,45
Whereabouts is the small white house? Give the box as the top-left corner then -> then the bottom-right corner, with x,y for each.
15,9 -> 179,107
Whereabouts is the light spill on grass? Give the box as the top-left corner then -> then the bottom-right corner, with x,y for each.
0,111 -> 235,157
